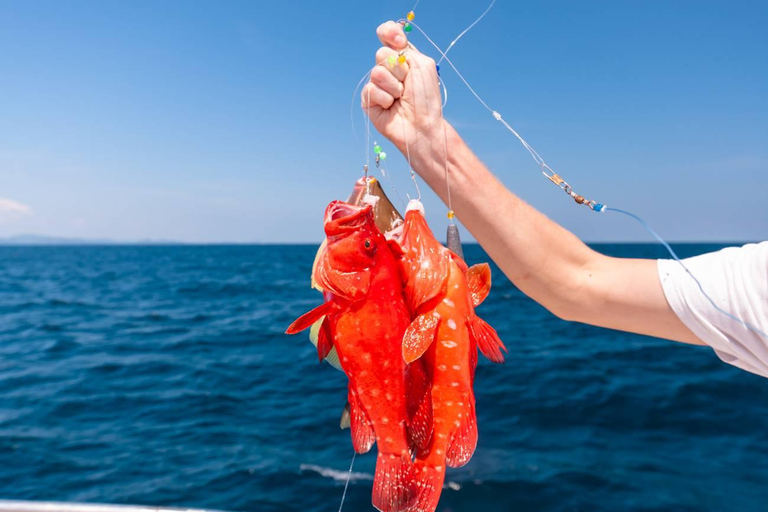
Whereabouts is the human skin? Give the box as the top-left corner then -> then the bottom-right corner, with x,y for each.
362,21 -> 704,346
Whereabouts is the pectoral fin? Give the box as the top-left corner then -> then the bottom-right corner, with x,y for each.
315,317 -> 333,362
403,311 -> 440,363
309,317 -> 344,372
286,301 -> 336,334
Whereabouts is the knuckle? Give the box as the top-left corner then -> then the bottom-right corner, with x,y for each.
370,66 -> 388,84
375,47 -> 392,63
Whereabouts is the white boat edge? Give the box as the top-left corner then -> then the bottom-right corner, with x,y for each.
0,501 -> 227,512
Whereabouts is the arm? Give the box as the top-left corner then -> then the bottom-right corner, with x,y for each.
363,22 -> 704,345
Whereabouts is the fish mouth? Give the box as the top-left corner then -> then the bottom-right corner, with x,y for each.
324,201 -> 372,237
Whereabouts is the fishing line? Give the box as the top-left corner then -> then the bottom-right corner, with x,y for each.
403,16 -> 767,341
435,0 -> 496,67
381,157 -> 407,209
337,451 -> 356,512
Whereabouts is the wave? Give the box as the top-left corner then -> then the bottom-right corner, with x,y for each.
299,463 -> 373,482
299,464 -> 464,490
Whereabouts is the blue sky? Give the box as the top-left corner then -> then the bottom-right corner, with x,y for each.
0,0 -> 766,243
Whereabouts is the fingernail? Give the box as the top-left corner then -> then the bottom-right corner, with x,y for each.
394,35 -> 406,48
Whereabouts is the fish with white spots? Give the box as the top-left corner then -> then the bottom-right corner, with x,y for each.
393,200 -> 506,512
286,201 -> 431,512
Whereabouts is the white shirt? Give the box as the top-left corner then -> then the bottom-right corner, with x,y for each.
657,242 -> 768,378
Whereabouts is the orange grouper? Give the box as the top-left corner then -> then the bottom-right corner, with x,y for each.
394,200 -> 506,512
286,201 -> 430,512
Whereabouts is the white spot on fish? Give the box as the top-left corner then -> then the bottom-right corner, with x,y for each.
447,319 -> 457,330
438,364 -> 447,371
381,417 -> 389,424
370,388 -> 380,397
443,298 -> 455,307
452,364 -> 461,370
451,382 -> 460,387
455,420 -> 461,427
442,340 -> 458,348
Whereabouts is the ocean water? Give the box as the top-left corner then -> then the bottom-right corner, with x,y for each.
1,243 -> 767,512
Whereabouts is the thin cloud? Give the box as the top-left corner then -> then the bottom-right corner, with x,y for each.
0,198 -> 33,221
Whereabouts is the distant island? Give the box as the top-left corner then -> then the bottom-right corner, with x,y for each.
0,234 -> 184,246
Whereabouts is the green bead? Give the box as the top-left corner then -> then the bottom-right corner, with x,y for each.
387,55 -> 397,66
374,145 -> 382,154
404,23 -> 412,33
379,152 -> 387,160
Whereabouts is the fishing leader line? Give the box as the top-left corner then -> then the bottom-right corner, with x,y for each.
402,14 -> 768,341
337,451 -> 356,512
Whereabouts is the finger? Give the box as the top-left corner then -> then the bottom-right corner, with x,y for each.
376,21 -> 407,50
371,66 -> 403,100
408,50 -> 437,79
361,82 -> 395,110
375,46 -> 409,82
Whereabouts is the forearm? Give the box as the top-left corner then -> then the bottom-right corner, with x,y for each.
401,120 -> 597,320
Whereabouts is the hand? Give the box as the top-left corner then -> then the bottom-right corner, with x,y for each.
362,21 -> 444,155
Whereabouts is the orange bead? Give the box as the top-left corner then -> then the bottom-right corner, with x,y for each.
407,11 -> 415,21
398,54 -> 407,64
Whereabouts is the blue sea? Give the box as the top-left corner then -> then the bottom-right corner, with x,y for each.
1,243 -> 767,512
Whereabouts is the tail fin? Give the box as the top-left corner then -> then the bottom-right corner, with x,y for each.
411,462 -> 446,512
468,315 -> 507,363
405,360 -> 433,457
372,452 -> 417,512
445,399 -> 478,468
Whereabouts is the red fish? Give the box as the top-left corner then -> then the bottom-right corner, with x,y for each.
286,201 -> 430,512
394,201 -> 506,512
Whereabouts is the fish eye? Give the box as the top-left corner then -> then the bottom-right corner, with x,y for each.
364,239 -> 372,249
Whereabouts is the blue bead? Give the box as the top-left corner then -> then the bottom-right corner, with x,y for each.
436,64 -> 440,75
594,204 -> 605,212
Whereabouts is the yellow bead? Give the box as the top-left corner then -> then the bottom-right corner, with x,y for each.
407,11 -> 415,21
387,55 -> 396,67
398,54 -> 406,64
447,210 -> 455,219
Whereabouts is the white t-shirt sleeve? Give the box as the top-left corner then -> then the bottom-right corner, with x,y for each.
657,242 -> 768,378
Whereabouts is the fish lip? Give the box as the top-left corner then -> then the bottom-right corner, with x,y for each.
324,201 -> 372,236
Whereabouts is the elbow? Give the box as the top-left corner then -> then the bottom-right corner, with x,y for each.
540,256 -> 607,324
545,300 -> 582,323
